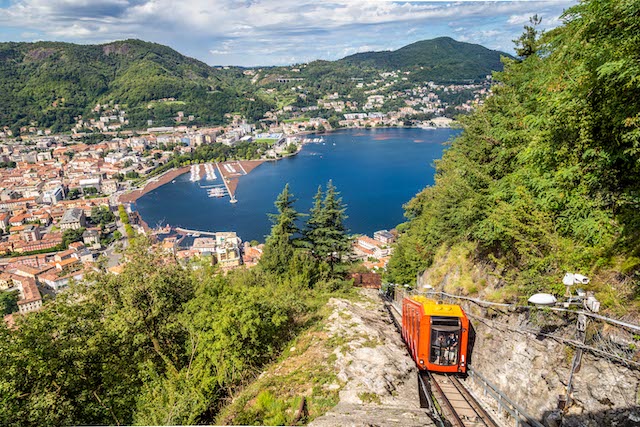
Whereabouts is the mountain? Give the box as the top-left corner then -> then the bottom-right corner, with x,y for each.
0,39 -> 271,133
0,37 -> 507,134
340,37 -> 510,82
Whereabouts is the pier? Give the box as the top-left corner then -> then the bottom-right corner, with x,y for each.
216,162 -> 237,203
175,227 -> 218,237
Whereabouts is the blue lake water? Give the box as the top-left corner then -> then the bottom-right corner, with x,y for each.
135,127 -> 459,242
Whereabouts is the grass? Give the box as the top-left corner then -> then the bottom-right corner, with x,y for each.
358,392 -> 381,405
147,100 -> 186,108
215,302 -> 342,426
424,242 -> 481,296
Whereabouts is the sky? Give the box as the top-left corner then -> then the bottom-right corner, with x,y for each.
0,0 -> 578,67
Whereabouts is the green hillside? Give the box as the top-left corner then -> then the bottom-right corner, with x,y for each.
387,1 -> 640,313
340,37 -> 509,82
0,37 -> 509,134
0,39 -> 272,133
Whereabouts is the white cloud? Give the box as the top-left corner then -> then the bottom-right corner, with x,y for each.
0,0 -> 578,65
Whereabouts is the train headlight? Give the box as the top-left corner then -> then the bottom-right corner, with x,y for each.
419,359 -> 424,365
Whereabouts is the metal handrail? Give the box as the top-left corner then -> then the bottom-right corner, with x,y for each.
424,290 -> 640,333
468,368 -> 545,427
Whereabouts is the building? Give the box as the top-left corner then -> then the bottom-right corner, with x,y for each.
374,230 -> 395,244
214,232 -> 242,268
82,229 -> 100,248
20,224 -> 41,242
39,269 -> 84,292
0,212 -> 9,231
60,208 -> 86,230
354,235 -> 391,259
192,237 -> 217,253
43,186 -> 65,205
79,177 -> 101,193
16,277 -> 42,314
101,180 -> 119,195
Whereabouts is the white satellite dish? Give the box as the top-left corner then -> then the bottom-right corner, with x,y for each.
563,273 -> 574,286
528,293 -> 557,306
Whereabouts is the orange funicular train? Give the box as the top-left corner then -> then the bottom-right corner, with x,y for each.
402,295 -> 470,374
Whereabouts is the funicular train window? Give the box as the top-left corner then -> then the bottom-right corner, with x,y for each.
428,316 -> 461,366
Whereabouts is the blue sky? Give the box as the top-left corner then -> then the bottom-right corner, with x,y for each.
0,0 -> 577,66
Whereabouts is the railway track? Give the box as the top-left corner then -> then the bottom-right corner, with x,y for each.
384,297 -> 501,427
426,372 -> 500,427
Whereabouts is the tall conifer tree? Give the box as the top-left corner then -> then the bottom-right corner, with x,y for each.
304,181 -> 351,270
260,184 -> 301,274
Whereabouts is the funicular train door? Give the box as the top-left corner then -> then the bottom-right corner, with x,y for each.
428,316 -> 461,368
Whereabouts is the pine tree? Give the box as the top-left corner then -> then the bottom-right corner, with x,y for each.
260,184 -> 301,274
322,181 -> 352,269
513,14 -> 542,59
304,181 -> 351,271
304,185 -> 325,257
271,184 -> 300,237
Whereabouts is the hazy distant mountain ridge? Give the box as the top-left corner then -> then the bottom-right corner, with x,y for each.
340,37 -> 509,81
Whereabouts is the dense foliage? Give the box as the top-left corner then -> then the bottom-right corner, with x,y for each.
0,238 -> 352,426
0,184 -> 355,425
0,39 -> 273,134
387,0 -> 640,308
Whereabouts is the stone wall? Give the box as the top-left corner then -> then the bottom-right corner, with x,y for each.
463,306 -> 640,426
416,248 -> 640,426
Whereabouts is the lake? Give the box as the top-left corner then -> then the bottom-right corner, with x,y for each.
135,127 -> 459,242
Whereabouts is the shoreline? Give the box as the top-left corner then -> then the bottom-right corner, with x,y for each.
119,166 -> 190,204
120,126 -> 450,206
119,160 -> 269,205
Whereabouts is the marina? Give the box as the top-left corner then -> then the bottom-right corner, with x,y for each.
302,137 -> 325,143
204,163 -> 217,180
189,164 -> 202,182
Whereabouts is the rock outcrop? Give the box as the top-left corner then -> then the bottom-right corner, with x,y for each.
309,290 -> 436,427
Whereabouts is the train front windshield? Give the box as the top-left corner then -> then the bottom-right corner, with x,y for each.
429,316 -> 461,366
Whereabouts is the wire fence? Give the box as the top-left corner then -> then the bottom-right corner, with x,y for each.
390,287 -> 640,369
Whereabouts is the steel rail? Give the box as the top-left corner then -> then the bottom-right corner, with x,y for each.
427,372 -> 466,427
448,375 -> 500,427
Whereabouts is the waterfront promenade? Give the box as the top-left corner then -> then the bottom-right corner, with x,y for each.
119,166 -> 190,203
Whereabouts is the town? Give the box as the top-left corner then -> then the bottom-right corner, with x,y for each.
0,70 -> 490,322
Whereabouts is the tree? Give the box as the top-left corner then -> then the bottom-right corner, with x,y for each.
0,291 -> 18,315
304,181 -> 351,272
513,14 -> 542,59
62,228 -> 85,248
67,188 -> 81,200
91,205 -> 115,226
260,184 -> 302,274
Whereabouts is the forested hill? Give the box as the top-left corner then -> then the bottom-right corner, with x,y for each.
0,39 -> 271,133
0,37 -> 508,134
387,0 -> 640,313
339,37 -> 509,82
